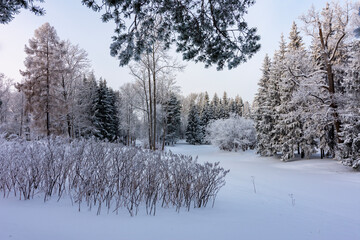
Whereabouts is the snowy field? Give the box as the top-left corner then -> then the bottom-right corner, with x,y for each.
1,142 -> 360,240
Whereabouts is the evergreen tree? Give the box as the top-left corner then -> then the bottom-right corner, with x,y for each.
200,92 -> 212,143
278,22 -> 307,160
82,0 -> 260,70
233,95 -> 244,116
254,54 -> 273,156
164,94 -> 182,145
268,34 -> 287,154
211,93 -> 220,120
186,104 -> 203,145
94,79 -> 119,141
219,91 -> 230,119
338,40 -> 360,168
0,0 -> 44,24
74,73 -> 99,138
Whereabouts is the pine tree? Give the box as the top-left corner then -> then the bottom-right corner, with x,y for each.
186,104 -> 203,145
82,0 -> 260,70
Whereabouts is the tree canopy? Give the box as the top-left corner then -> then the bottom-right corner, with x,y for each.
81,0 -> 260,70
0,0 -> 45,24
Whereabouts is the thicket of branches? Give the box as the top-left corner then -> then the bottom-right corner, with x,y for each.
0,136 -> 229,216
206,114 -> 256,152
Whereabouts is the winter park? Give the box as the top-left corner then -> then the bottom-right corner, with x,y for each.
0,0 -> 360,239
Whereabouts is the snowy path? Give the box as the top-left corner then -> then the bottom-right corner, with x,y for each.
1,143 -> 360,240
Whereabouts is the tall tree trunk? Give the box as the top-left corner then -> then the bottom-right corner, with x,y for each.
61,75 -> 72,137
46,40 -> 50,137
147,54 -> 153,150
161,104 -> 168,151
152,48 -> 157,150
142,77 -> 152,149
20,93 -> 24,137
318,25 -> 342,144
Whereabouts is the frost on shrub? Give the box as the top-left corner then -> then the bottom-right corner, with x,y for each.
206,114 -> 256,151
0,137 -> 229,216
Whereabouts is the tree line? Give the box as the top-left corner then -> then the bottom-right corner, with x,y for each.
185,91 -> 251,145
254,2 -> 360,168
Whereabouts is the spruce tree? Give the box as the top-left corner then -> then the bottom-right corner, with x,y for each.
94,79 -> 119,142
219,92 -> 230,119
164,94 -> 182,145
186,104 -> 203,145
211,93 -> 220,120
254,54 -> 273,156
268,34 -> 287,155
200,92 -> 211,143
278,22 -> 308,160
338,40 -> 360,168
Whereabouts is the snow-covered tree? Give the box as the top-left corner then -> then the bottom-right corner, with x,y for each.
206,114 -> 256,152
300,2 -> 351,148
0,0 -> 44,24
338,40 -> 360,168
254,54 -> 273,156
83,0 -> 260,70
94,79 -> 119,141
186,104 -> 203,145
73,73 -> 99,138
59,41 -> 90,138
268,34 -> 287,154
277,22 -> 307,161
18,23 -> 66,138
230,95 -> 243,116
129,39 -> 183,150
118,83 -> 139,146
163,93 -> 182,146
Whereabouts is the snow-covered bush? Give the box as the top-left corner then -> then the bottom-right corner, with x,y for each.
0,137 -> 229,216
206,115 -> 256,151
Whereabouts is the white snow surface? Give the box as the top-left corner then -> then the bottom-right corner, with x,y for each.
1,142 -> 360,240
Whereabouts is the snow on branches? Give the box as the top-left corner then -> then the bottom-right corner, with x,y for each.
0,136 -> 229,216
206,114 -> 256,152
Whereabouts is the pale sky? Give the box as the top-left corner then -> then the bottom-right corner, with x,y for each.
0,0 -> 334,103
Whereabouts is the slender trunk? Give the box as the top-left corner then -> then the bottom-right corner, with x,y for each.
142,78 -> 152,149
46,40 -> 50,137
162,108 -> 168,151
61,75 -> 72,137
152,48 -> 157,150
318,25 -> 342,144
147,54 -> 153,150
127,106 -> 131,146
20,93 -> 24,137
297,144 -> 300,155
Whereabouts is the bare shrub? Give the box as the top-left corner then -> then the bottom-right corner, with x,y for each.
0,137 -> 229,216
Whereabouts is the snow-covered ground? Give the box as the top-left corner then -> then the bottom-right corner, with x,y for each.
1,142 -> 359,240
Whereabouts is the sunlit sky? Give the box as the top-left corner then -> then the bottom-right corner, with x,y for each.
0,0 -> 337,102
